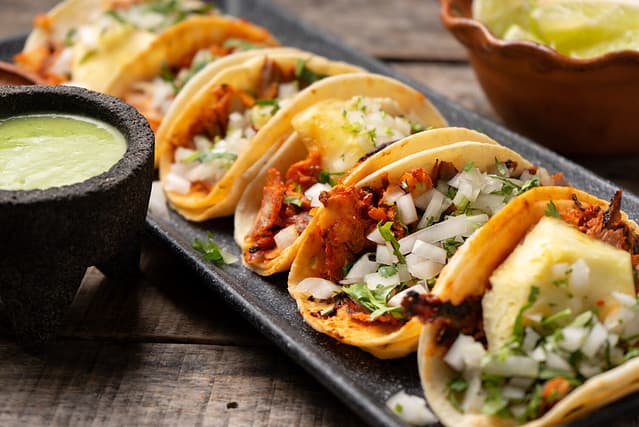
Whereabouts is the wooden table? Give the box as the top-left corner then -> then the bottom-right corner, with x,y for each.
1,1 -> 638,426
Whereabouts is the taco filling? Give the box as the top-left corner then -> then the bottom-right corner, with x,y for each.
15,0 -> 216,84
407,193 -> 639,425
123,39 -> 273,132
163,58 -> 328,196
243,96 -> 430,267
293,160 -> 560,326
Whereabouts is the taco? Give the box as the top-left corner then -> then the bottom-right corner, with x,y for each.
287,137 -> 562,359
407,186 -> 639,426
158,53 -> 363,221
104,17 -> 280,133
15,0 -> 275,93
234,74 -> 448,276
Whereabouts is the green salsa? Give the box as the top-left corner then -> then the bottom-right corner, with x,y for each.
0,114 -> 127,191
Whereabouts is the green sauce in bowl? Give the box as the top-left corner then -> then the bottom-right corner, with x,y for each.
0,113 -> 126,190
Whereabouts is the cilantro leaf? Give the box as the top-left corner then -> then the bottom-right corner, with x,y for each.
284,195 -> 303,207
318,170 -> 344,186
295,58 -> 328,84
463,161 -> 475,172
378,265 -> 398,278
377,221 -> 406,264
342,282 -> 403,321
513,286 -> 540,343
223,38 -> 262,51
545,201 -> 561,218
193,232 -> 225,265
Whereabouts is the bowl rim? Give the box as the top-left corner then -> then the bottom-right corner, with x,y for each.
0,85 -> 154,204
440,0 -> 639,70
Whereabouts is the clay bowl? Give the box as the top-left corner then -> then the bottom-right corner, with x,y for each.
440,0 -> 639,155
0,85 -> 154,346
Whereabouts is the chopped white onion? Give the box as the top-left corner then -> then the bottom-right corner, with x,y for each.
386,391 -> 437,426
174,146 -> 196,163
411,240 -> 447,264
537,167 -> 553,186
400,214 -> 488,253
164,172 -> 191,194
383,187 -> 405,205
375,243 -> 398,265
605,306 -> 636,333
397,263 -> 412,282
569,258 -> 590,295
148,181 -> 169,219
510,404 -> 528,420
413,188 -> 434,210
387,284 -> 428,308
187,161 -> 225,183
193,135 -> 211,152
220,248 -> 239,264
509,377 -> 534,389
559,326 -> 588,352
296,277 -> 341,300
304,183 -> 332,208
544,351 -> 573,373
444,334 -> 478,371
579,362 -> 603,378
530,346 -> 546,362
405,254 -> 444,280
502,385 -> 525,400
367,227 -> 386,245
396,193 -> 418,224
419,189 -> 445,228
364,271 -> 399,290
612,291 -> 637,307
341,253 -> 378,284
581,322 -> 608,358
482,355 -> 539,378
472,193 -> 505,215
461,373 -> 483,414
274,225 -> 299,252
522,327 -> 540,353
550,262 -> 571,280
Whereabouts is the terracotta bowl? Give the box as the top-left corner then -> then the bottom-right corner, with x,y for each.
0,85 -> 154,346
440,0 -> 639,155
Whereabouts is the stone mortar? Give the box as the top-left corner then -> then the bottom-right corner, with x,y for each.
0,85 -> 154,346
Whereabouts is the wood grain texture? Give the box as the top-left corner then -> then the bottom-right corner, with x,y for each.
0,340 -> 366,427
270,0 -> 467,61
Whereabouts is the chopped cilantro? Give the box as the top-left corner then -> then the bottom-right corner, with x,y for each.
410,121 -> 426,133
495,158 -> 508,176
342,282 -> 403,321
378,265 -> 398,278
197,152 -> 238,163
319,305 -> 336,317
78,50 -> 96,65
283,195 -> 303,207
520,175 -> 540,193
481,379 -> 508,416
513,286 -> 540,343
193,232 -> 225,265
541,308 -> 572,326
377,221 -> 406,264
255,98 -> 280,114
442,238 -> 463,258
625,348 -> 639,361
463,161 -> 475,172
545,201 -> 561,218
319,170 -> 344,186
64,28 -> 77,47
295,58 -> 328,84
341,261 -> 353,277
394,403 -> 403,414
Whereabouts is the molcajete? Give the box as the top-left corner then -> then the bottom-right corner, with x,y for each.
0,85 -> 154,345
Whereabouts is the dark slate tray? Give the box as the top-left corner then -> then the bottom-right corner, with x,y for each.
3,1 -> 639,426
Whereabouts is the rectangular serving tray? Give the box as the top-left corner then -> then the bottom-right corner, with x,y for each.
3,1 -> 639,426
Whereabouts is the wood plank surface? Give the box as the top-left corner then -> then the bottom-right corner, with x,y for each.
0,340 -> 365,426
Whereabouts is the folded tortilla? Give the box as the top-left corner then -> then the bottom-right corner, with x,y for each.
104,16 -> 279,135
287,138 -> 538,359
158,53 -> 363,221
416,186 -> 639,426
233,74 -> 449,277
16,0 -> 275,93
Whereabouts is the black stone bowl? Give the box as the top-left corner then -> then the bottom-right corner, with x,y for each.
0,85 -> 154,346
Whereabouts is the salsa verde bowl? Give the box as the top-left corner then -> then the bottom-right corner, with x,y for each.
0,85 -> 154,346
440,0 -> 639,155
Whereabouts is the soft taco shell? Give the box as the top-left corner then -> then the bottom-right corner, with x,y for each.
419,186 -> 639,426
287,141 -> 533,359
233,75 -> 450,276
158,53 -> 363,221
154,47 -> 303,166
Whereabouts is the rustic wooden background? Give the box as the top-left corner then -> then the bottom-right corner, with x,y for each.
1,1 -> 638,426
